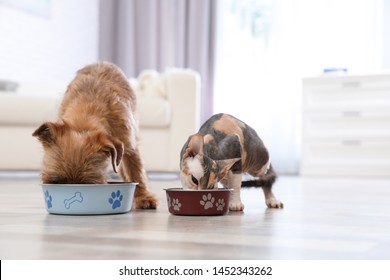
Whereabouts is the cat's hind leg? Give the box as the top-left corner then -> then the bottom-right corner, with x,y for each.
259,165 -> 283,208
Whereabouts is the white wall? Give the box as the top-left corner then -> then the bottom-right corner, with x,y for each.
384,0 -> 390,69
0,0 -> 99,87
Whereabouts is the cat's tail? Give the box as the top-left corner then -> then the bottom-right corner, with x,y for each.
241,164 -> 277,188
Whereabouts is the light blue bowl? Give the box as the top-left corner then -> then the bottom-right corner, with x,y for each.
41,182 -> 137,215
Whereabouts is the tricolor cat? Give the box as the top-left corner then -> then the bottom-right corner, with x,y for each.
180,113 -> 283,211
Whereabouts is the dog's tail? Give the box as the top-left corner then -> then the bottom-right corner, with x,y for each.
241,164 -> 277,188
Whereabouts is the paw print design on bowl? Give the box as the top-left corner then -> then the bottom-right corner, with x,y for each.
167,195 -> 182,211
171,198 -> 182,211
108,190 -> 123,209
45,190 -> 53,209
200,193 -> 215,209
216,198 -> 225,211
167,196 -> 171,208
165,188 -> 231,216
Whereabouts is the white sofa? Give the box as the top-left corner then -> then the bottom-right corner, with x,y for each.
0,68 -> 200,172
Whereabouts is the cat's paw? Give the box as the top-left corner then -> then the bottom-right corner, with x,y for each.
266,198 -> 284,208
229,200 -> 244,211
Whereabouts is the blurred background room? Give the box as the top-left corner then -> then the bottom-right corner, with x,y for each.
0,0 -> 389,177
1,0 -> 390,261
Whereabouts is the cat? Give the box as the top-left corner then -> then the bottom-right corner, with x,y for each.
180,113 -> 283,211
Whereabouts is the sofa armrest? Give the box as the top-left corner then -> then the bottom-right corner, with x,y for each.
165,68 -> 201,170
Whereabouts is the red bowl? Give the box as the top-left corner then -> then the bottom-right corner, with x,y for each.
165,188 -> 231,216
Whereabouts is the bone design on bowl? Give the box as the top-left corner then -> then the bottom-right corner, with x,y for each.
41,182 -> 137,215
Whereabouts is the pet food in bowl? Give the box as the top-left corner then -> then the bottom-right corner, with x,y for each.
41,182 -> 137,215
165,188 -> 231,216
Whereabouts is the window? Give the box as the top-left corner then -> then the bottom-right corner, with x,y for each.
213,0 -> 383,174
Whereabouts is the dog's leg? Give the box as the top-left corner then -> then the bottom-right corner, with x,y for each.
259,165 -> 283,208
120,150 -> 158,209
227,172 -> 244,211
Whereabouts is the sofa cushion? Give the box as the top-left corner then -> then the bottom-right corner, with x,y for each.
0,93 -> 171,129
138,97 -> 171,128
0,70 -> 172,129
129,70 -> 171,128
0,94 -> 59,126
131,70 -> 168,99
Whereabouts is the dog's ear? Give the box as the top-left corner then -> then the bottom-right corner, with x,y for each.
32,122 -> 66,147
183,133 -> 204,158
101,135 -> 124,173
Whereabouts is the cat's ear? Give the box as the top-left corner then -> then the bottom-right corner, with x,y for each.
216,158 -> 241,180
184,133 -> 204,158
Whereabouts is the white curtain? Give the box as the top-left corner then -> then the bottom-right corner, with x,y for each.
99,0 -> 218,123
213,0 -> 383,174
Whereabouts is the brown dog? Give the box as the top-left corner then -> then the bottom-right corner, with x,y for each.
33,62 -> 158,209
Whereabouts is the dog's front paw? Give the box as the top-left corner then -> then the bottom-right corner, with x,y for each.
134,193 -> 158,209
229,201 -> 244,211
266,198 -> 283,208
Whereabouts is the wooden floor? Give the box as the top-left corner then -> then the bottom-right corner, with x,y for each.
0,172 -> 389,260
